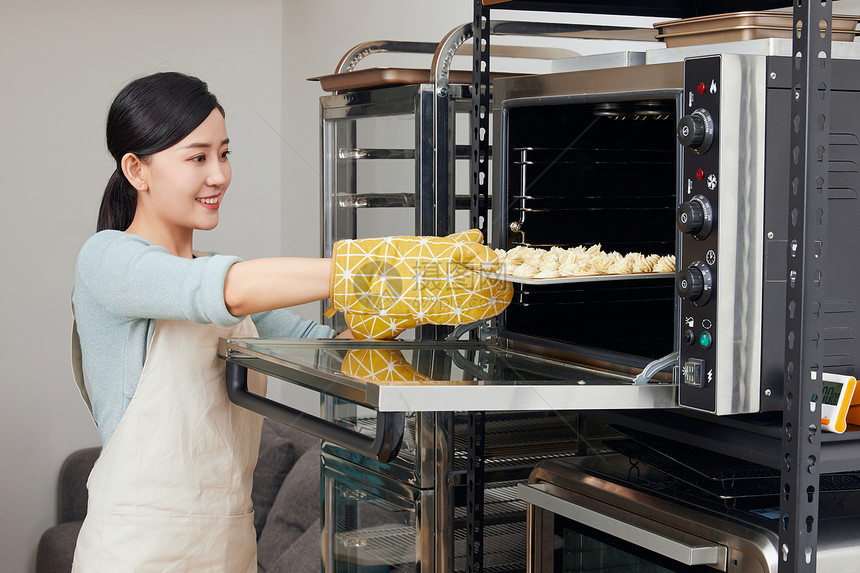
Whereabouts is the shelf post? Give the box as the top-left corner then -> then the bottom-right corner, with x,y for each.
468,4 -> 490,571
471,0 -> 491,239
781,1 -> 832,572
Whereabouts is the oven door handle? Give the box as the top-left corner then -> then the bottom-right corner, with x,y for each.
225,361 -> 405,464
518,482 -> 727,568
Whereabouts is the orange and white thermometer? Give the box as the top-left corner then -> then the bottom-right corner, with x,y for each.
819,372 -> 857,434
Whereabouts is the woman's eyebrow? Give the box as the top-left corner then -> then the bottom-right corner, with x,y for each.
181,138 -> 230,150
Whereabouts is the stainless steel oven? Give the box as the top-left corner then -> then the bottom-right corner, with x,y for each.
519,453 -> 860,572
492,39 -> 860,416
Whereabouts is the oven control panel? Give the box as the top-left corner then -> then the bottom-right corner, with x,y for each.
678,56 -> 720,413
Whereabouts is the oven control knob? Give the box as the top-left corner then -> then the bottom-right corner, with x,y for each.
677,109 -> 714,154
676,262 -> 713,305
676,195 -> 713,239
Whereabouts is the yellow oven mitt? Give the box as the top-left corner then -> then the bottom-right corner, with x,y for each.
329,229 -> 512,339
341,349 -> 475,385
341,349 -> 430,383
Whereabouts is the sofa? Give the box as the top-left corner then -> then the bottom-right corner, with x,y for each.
36,418 -> 324,573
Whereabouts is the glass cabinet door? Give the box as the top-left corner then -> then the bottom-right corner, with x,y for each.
324,452 -> 430,572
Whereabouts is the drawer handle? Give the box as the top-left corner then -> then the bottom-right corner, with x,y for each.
518,482 -> 725,567
225,361 -> 405,463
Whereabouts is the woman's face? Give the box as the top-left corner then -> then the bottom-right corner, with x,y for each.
140,109 -> 231,232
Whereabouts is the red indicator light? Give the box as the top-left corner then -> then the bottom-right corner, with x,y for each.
697,82 -> 706,95
696,168 -> 705,180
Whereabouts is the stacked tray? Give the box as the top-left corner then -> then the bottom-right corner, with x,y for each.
310,69 -> 519,92
654,11 -> 860,48
607,425 -> 860,501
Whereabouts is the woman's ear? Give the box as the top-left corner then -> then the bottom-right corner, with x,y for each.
120,153 -> 148,192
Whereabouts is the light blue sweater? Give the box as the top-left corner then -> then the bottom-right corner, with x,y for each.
73,230 -> 334,447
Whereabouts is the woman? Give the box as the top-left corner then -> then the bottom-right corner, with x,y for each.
72,72 -> 510,571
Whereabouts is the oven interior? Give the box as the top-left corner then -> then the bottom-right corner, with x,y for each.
498,95 -> 680,368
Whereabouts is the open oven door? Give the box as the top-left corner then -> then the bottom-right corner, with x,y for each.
218,337 -> 677,464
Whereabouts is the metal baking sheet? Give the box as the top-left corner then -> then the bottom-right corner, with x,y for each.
654,11 -> 860,48
310,68 -> 519,92
657,26 -> 859,48
474,269 -> 673,285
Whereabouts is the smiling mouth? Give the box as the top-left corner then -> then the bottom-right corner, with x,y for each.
196,196 -> 220,205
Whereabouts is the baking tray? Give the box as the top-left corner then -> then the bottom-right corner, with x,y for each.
309,68 -> 520,92
654,11 -> 860,48
475,269 -> 673,285
606,429 -> 860,500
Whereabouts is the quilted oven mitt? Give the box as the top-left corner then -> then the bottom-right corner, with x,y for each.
329,229 -> 513,339
341,349 -> 475,385
341,349 -> 430,384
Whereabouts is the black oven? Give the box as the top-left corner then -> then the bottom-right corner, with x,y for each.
492,51 -> 860,415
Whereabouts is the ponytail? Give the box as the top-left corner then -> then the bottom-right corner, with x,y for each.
95,72 -> 223,232
97,169 -> 137,232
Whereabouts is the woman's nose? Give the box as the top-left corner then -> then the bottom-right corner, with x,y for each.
207,161 -> 229,186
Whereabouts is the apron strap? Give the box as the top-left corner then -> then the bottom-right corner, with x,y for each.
71,291 -> 94,418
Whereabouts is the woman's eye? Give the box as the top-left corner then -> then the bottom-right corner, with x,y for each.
220,150 -> 231,160
191,154 -> 206,163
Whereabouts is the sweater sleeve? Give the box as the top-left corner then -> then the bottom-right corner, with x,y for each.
75,231 -> 242,327
251,308 -> 336,339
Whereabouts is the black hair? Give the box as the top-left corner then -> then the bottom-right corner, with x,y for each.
97,72 -> 224,231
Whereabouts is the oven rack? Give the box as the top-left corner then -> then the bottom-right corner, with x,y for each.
613,423 -> 860,487
338,144 -> 476,161
513,146 -> 675,165
332,414 -> 419,457
333,524 -> 416,568
511,289 -> 674,305
607,438 -> 782,500
333,411 -> 603,482
513,205 -> 673,213
612,425 -> 779,481
510,195 -> 674,206
454,483 -> 528,527
453,521 -> 527,573
510,193 -> 672,200
453,412 -> 593,457
607,437 -> 860,504
508,241 -> 674,250
336,192 -> 480,210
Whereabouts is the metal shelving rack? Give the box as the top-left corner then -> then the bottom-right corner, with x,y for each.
316,32 -> 595,572
783,2 -> 831,572
469,1 -> 848,572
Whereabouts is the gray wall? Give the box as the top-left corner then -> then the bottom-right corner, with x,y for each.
1,1 -> 283,571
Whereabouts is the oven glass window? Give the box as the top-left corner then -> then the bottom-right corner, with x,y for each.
329,480 -> 418,572
502,98 -> 678,364
553,514 -> 714,573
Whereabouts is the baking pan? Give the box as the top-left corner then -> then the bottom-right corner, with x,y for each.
475,269 -> 673,285
310,68 -> 519,92
654,11 -> 860,48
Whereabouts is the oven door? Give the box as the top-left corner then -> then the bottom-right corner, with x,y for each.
218,338 -> 676,462
519,453 -> 860,573
518,455 -> 779,573
522,483 -> 729,572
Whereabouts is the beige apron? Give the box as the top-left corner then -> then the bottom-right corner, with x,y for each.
71,317 -> 266,572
